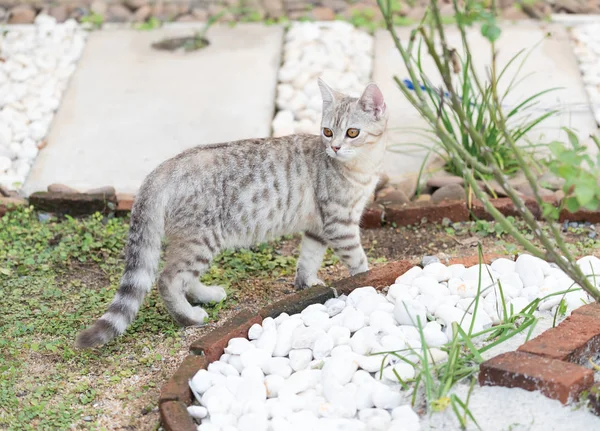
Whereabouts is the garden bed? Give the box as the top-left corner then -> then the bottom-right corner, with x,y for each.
159,255 -> 600,430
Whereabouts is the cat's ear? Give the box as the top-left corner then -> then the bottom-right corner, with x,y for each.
318,78 -> 341,109
359,83 -> 386,120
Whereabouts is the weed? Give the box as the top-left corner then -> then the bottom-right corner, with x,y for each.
80,12 -> 104,29
135,16 -> 161,31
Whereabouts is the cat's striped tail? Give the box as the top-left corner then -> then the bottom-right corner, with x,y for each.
75,194 -> 164,348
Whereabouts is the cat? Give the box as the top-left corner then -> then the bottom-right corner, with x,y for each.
75,79 -> 388,348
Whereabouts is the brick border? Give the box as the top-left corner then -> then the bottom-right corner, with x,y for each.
22,190 -> 600,227
159,254 -> 525,430
479,302 -> 600,405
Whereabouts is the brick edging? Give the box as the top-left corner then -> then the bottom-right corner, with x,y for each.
480,302 -> 600,406
158,255 -> 513,429
14,189 -> 600,228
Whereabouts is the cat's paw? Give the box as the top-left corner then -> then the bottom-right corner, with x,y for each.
294,276 -> 326,290
205,285 -> 227,303
187,307 -> 209,327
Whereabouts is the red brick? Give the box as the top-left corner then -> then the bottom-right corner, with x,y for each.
361,203 -> 384,229
445,254 -> 505,267
571,302 -> 600,320
333,260 -> 416,295
260,285 -> 335,319
189,310 -> 262,361
159,401 -> 196,431
559,208 -> 600,224
28,191 -> 116,216
517,313 -> 600,365
385,201 -> 469,226
159,354 -> 207,404
479,351 -> 594,404
470,197 -> 543,221
116,193 -> 135,213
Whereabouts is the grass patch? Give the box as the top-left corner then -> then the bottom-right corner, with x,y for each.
0,207 -> 304,429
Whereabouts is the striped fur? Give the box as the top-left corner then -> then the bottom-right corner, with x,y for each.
75,79 -> 388,348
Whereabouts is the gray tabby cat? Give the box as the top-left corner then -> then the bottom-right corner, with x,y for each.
76,79 -> 388,348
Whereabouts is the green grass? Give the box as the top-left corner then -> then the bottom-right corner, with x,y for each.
0,207 -> 303,430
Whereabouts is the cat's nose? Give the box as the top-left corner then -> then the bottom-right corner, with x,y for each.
331,145 -> 341,153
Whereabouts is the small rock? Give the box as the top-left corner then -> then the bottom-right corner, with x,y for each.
47,183 -> 79,194
291,326 -> 325,350
133,5 -> 152,22
421,255 -> 440,267
377,188 -> 410,205
49,6 -> 69,22
91,1 -> 108,15
426,173 -> 464,189
248,323 -> 263,340
85,186 -> 116,197
187,405 -> 208,420
82,415 -> 93,422
176,14 -> 196,22
125,0 -> 149,9
328,325 -> 351,346
513,182 -> 554,198
8,5 -> 36,24
311,6 -> 335,20
502,5 -> 529,19
372,383 -> 402,409
393,299 -> 426,327
431,183 -> 466,204
515,254 -> 544,288
289,349 -> 313,371
106,4 -> 132,22
263,0 -> 284,18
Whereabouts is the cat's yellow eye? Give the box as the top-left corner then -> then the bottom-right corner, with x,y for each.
346,128 -> 360,138
323,128 -> 333,138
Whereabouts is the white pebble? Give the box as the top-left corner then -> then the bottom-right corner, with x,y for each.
393,299 -> 427,327
248,323 -> 263,340
289,349 -> 313,371
515,254 -> 544,288
187,405 -> 207,420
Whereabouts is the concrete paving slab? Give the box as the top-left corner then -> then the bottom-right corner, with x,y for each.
373,22 -> 598,180
23,24 -> 283,195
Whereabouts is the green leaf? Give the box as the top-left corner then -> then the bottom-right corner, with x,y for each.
481,22 -> 501,42
565,197 -> 580,213
575,176 -> 598,207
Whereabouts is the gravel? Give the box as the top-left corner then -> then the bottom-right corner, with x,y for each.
0,14 -> 87,190
188,254 -> 600,430
272,21 -> 374,137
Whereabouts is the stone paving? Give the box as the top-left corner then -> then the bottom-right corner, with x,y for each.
22,23 -> 283,194
10,19 -> 600,196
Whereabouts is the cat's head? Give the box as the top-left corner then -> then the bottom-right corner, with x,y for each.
318,79 -> 388,163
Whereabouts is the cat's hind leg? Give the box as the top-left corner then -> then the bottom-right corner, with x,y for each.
158,237 -> 223,326
294,232 -> 328,290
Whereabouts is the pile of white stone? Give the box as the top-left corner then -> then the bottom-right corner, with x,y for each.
570,23 -> 600,126
187,255 -> 599,431
0,15 -> 87,190
272,21 -> 374,137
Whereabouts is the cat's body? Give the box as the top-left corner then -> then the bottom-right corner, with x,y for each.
76,80 -> 388,348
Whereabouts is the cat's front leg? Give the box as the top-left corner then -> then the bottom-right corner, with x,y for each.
326,226 -> 369,276
294,232 -> 328,290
